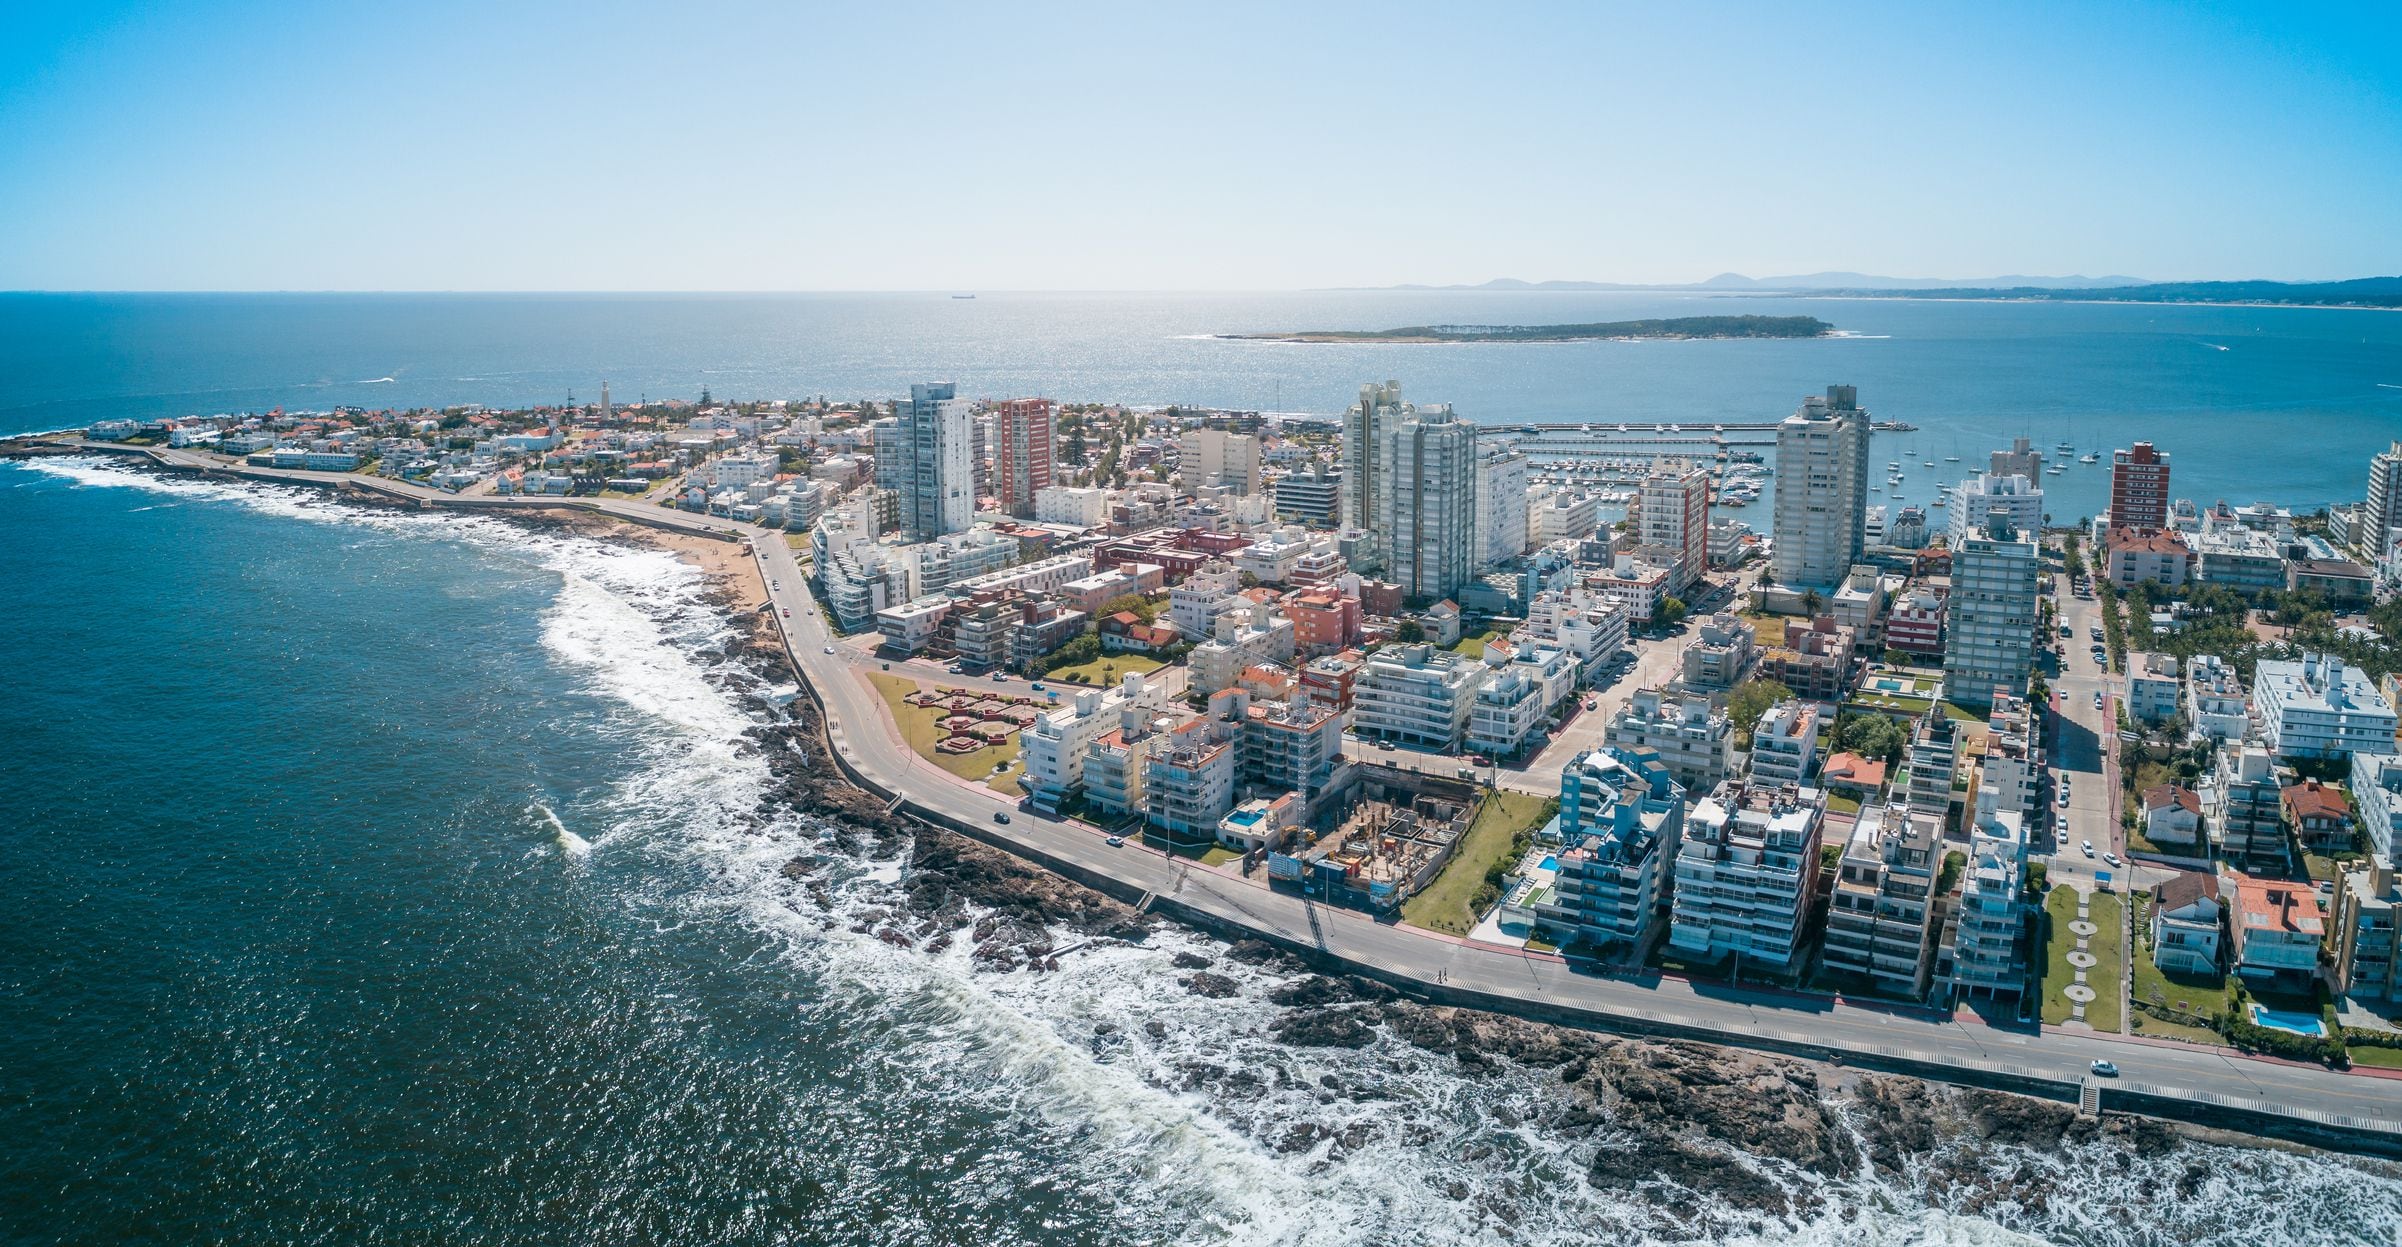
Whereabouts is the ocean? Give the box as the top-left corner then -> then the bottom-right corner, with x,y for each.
3,290 -> 2399,520
6,294 -> 2402,1246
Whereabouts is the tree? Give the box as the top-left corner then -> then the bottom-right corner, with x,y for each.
1656,597 -> 1688,626
1800,589 -> 1825,617
1840,712 -> 1907,764
1395,619 -> 1426,644
1099,593 -> 1160,623
1727,679 -> 1794,744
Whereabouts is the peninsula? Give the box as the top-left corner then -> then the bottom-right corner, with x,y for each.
1221,314 -> 1833,344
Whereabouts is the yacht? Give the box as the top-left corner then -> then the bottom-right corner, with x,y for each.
2079,451 -> 2101,464
2046,464 -> 2066,475
1932,496 -> 1950,507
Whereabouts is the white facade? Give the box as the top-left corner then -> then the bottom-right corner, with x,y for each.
877,382 -> 975,541
2185,654 -> 2251,743
1177,429 -> 1261,494
1378,403 -> 1479,602
2355,753 -> 2402,861
2124,652 -> 2182,725
1021,677 -> 1149,812
1748,701 -> 1821,786
1943,513 -> 2040,710
1945,810 -> 2029,1003
1770,385 -> 1870,591
1477,449 -> 1532,566
1636,458 -> 1712,595
1670,782 -> 1828,974
1034,485 -> 1113,527
1947,472 -> 2045,545
1169,559 -> 1245,638
1605,687 -> 1734,794
2253,653 -> 2399,761
1352,643 -> 1490,751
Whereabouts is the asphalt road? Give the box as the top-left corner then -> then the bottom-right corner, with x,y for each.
105,446 -> 2402,1140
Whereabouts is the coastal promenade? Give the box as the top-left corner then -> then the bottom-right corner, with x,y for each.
85,442 -> 2402,1155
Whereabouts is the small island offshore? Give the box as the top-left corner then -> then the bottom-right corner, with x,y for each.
1221,313 -> 1833,344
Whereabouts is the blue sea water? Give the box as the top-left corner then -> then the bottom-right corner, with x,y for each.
3,290 -> 2399,521
8,296 -> 2402,1246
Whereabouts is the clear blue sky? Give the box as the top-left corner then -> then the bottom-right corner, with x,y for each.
1,1 -> 2396,290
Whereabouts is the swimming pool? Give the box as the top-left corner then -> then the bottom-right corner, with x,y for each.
1538,855 -> 1558,872
2249,1003 -> 2328,1037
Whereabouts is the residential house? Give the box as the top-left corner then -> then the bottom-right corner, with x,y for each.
2228,872 -> 2325,993
2149,871 -> 2223,977
2142,784 -> 2205,850
2282,780 -> 2356,854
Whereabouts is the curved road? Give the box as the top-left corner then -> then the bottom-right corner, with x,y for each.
110,445 -> 2402,1144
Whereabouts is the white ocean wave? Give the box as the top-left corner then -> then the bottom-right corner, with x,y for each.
28,451 -> 2402,1247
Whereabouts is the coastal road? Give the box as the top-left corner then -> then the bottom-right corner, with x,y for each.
745,535 -> 2402,1142
98,446 -> 2402,1142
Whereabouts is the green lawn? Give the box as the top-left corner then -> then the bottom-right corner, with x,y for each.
2039,886 -> 2125,1031
1449,628 -> 1506,659
1938,701 -> 1984,722
869,672 -> 1025,796
1047,651 -> 1166,686
2347,1044 -> 2402,1070
1401,790 -> 1558,936
1825,793 -> 1863,815
2127,893 -> 2230,1045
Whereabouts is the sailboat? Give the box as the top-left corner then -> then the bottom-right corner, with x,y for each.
1944,435 -> 1961,463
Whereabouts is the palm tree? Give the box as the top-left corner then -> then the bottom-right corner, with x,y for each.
1800,589 -> 1825,617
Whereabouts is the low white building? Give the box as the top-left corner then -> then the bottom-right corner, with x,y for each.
2184,654 -> 2250,743
1352,643 -> 1490,752
1605,687 -> 1734,794
1747,701 -> 1820,786
1021,675 -> 1152,814
2253,652 -> 2398,761
2124,652 -> 2182,725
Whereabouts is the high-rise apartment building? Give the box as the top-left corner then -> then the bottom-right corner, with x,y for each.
1340,380 -> 1409,561
1477,446 -> 1531,566
1669,781 -> 1829,976
2364,440 -> 2402,557
1637,457 -> 1711,596
993,397 -> 1055,518
1378,402 -> 1479,602
1177,428 -> 1261,494
2110,441 -> 2172,531
876,381 -> 974,542
1770,385 -> 1870,591
1943,511 -> 2041,710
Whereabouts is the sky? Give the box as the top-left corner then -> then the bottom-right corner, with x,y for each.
0,1 -> 2397,291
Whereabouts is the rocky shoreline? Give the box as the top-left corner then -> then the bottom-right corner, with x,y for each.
700,597 -> 2300,1227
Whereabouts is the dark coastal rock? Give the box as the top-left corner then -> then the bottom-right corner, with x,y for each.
1268,974 -> 1395,1008
1171,951 -> 1214,970
1181,972 -> 1239,998
1269,1006 -> 1380,1049
1225,938 -> 1302,969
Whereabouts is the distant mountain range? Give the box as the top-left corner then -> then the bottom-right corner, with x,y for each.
1379,274 -> 2402,308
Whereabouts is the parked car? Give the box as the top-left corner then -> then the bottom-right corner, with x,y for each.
2081,839 -> 2095,857
780,608 -> 790,618
1378,739 -> 1395,751
947,664 -> 963,674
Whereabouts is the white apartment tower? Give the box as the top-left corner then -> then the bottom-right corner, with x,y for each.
1340,380 -> 1408,565
877,382 -> 974,542
1771,385 -> 1871,591
2365,440 -> 2402,558
1378,401 -> 1480,603
1637,457 -> 1712,596
1944,511 -> 2042,710
1477,446 -> 1532,566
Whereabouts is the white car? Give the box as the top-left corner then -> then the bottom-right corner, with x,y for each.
2089,1060 -> 2119,1078
822,645 -> 834,655
2081,839 -> 2095,857
2103,852 -> 2123,868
